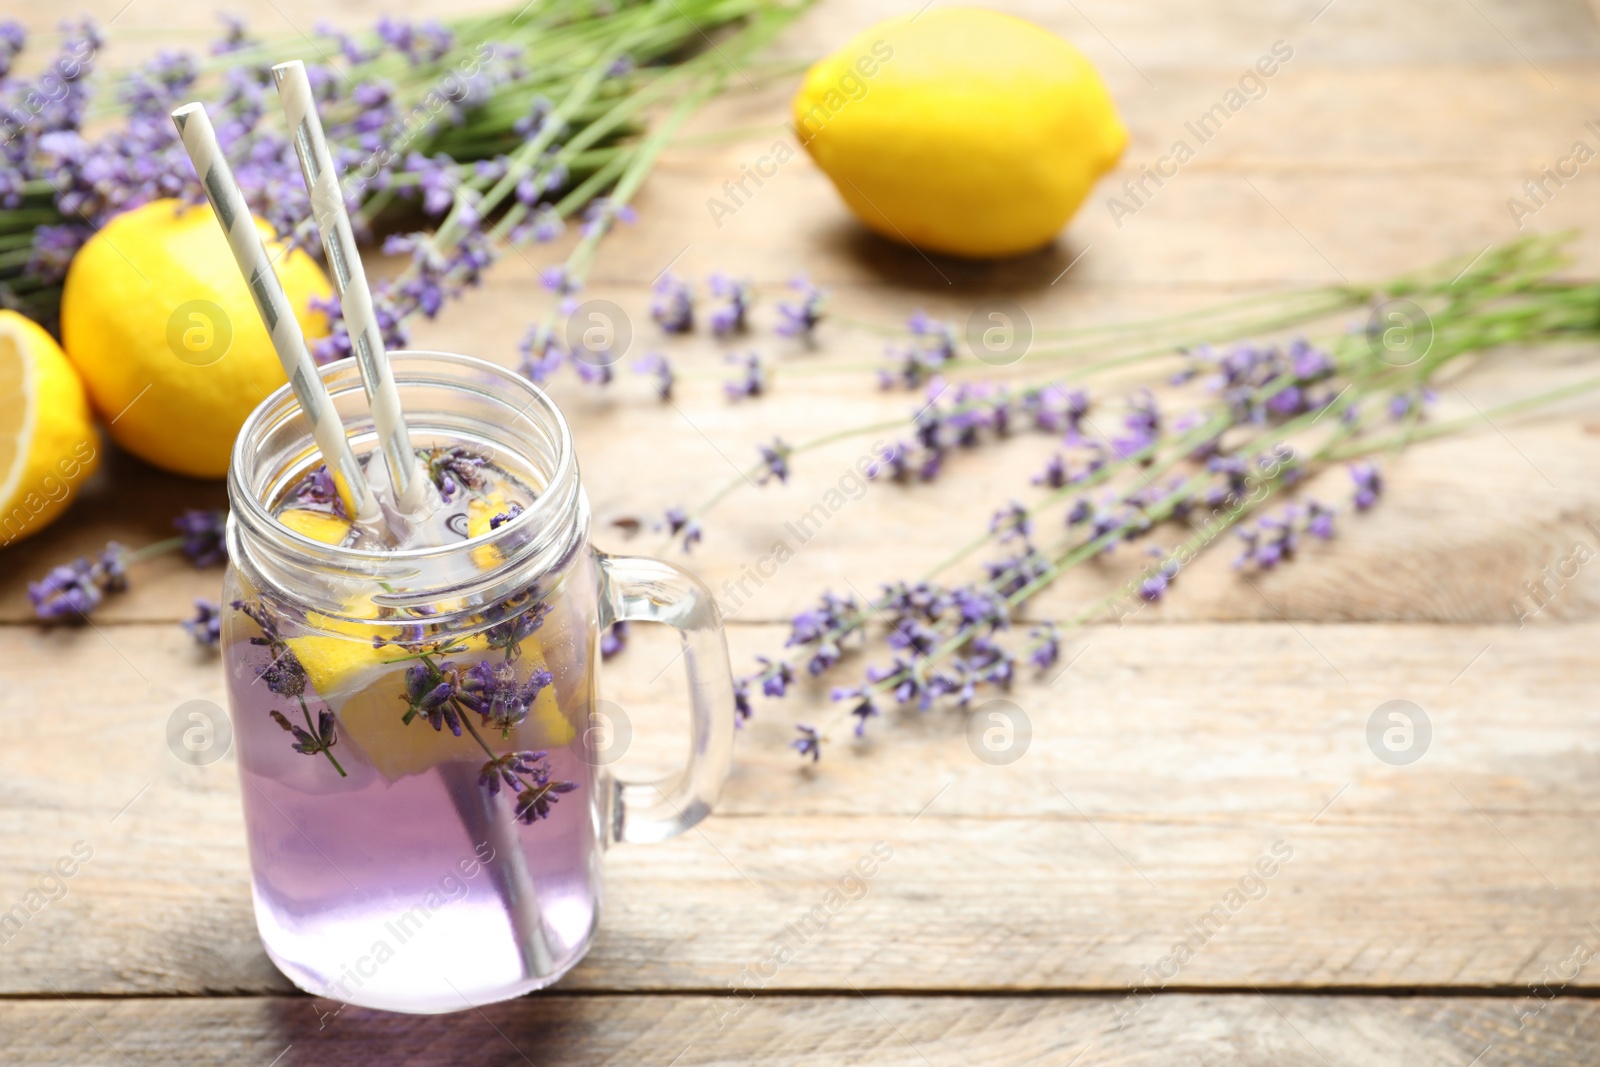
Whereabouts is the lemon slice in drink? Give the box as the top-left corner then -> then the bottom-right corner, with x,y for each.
286,601 -> 574,782
277,508 -> 353,546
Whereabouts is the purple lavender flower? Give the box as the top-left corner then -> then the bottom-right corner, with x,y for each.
724,351 -> 766,400
309,291 -> 410,365
211,14 -> 252,54
234,599 -> 309,698
650,273 -> 694,333
518,325 -> 565,383
791,723 -> 823,761
510,205 -> 564,244
1350,462 -> 1383,510
489,504 -> 524,530
1111,390 -> 1162,462
1137,554 -> 1181,601
375,16 -> 453,64
661,506 -> 703,552
775,276 -> 825,339
786,590 -> 859,675
1306,500 -> 1336,539
513,96 -> 555,137
760,658 -> 795,698
989,501 -> 1031,542
485,601 -> 551,659
540,264 -> 575,295
733,677 -> 753,723
581,197 -> 636,238
601,621 -> 629,659
907,310 -> 956,363
425,445 -> 488,502
28,225 -> 87,281
403,662 -> 460,734
631,351 -> 674,400
0,19 -> 25,79
28,560 -> 103,621
270,707 -> 339,759
830,685 -> 880,737
283,464 -> 346,517
1026,623 -> 1060,670
514,775 -> 580,824
757,438 -> 792,484
175,510 -> 227,567
183,598 -> 221,647
479,749 -> 546,796
707,273 -> 751,336
458,659 -> 555,732
1033,454 -> 1068,488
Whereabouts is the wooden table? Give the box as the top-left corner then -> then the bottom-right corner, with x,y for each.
5,0 -> 1600,1062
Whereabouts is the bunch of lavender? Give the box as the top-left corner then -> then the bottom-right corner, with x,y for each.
28,509 -> 227,625
669,236 -> 1600,760
0,0 -> 806,327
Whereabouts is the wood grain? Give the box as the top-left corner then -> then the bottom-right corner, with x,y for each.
3,621 -> 1597,995
1,993 -> 1594,1066
2,0 -> 1599,1059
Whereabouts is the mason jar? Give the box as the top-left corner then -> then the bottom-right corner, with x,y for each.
222,351 -> 734,1013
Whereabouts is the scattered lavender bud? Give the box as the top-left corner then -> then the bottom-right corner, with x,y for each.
791,723 -> 822,761
581,196 -> 636,239
665,508 -> 710,556
175,509 -> 227,567
1033,454 -> 1068,488
631,351 -> 674,400
650,273 -> 694,333
519,325 -> 565,383
757,438 -> 792,484
29,559 -> 103,621
733,677 -> 753,723
1026,623 -> 1060,670
183,598 -> 221,647
601,621 -> 629,659
707,273 -> 752,336
775,276 -> 825,338
989,501 -> 1031,542
723,351 -> 766,400
1350,462 -> 1383,510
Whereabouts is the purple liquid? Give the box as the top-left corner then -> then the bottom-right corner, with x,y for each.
223,561 -> 605,1013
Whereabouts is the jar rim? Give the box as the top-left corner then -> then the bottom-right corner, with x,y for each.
227,350 -> 582,611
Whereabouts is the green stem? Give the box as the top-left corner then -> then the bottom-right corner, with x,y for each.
299,695 -> 347,777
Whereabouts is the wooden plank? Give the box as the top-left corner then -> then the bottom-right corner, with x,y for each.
25,0 -> 1599,68
7,346 -> 1598,627
1,993 -> 1595,1066
2,621 -> 1598,995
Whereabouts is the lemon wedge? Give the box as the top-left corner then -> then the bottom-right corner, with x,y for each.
277,508 -> 353,545
282,596 -> 574,781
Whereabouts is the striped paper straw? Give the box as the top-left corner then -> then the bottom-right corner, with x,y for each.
171,102 -> 381,524
272,61 -> 431,516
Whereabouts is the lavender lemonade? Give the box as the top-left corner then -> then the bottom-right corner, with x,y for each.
221,353 -> 735,1016
224,447 -> 602,1012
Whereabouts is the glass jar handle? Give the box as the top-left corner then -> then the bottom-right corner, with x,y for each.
595,551 -> 735,844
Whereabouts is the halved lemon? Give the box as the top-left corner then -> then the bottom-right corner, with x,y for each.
0,310 -> 100,548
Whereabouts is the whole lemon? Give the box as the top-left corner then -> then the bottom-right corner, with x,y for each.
793,9 -> 1127,258
61,199 -> 332,478
0,310 -> 100,547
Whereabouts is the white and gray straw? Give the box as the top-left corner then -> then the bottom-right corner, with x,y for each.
170,102 -> 382,525
271,60 -> 432,518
